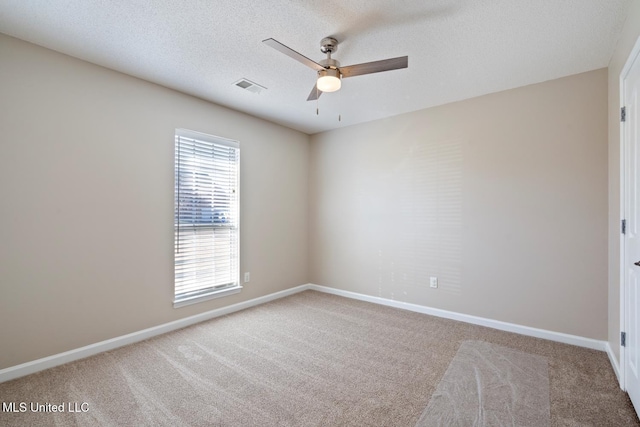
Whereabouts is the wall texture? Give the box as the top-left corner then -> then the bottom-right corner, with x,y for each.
0,35 -> 309,369
608,0 -> 640,366
310,69 -> 608,340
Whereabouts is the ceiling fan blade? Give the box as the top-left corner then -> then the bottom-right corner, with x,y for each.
340,56 -> 408,78
307,84 -> 323,101
262,38 -> 325,71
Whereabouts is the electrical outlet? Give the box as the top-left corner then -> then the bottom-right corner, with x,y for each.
244,272 -> 250,283
430,276 -> 438,288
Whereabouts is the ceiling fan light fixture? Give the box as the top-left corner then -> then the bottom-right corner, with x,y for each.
317,68 -> 341,92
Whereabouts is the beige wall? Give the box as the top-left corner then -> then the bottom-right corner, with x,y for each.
608,0 -> 640,365
310,69 -> 608,340
0,34 -> 309,369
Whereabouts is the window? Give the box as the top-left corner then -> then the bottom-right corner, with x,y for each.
174,129 -> 240,307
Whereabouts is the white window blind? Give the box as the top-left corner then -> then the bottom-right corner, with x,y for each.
174,129 -> 240,307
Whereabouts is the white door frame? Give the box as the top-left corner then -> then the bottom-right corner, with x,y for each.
620,34 -> 640,392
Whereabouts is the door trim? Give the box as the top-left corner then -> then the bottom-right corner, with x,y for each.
619,34 -> 640,392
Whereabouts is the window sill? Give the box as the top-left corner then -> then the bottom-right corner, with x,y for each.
173,285 -> 242,308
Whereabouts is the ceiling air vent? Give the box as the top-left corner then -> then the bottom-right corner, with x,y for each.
234,78 -> 266,94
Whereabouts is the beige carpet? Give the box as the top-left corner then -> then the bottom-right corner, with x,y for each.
417,340 -> 551,426
0,290 -> 638,426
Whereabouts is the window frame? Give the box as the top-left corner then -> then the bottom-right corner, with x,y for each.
173,128 -> 241,308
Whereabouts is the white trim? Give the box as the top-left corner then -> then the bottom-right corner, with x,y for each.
619,33 -> 640,392
308,284 -> 607,351
0,284 -> 309,383
1,283 -> 612,384
173,285 -> 242,308
607,341 -> 622,386
175,128 -> 239,148
620,76 -> 626,391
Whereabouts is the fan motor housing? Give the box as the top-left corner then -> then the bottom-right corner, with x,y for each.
319,58 -> 340,69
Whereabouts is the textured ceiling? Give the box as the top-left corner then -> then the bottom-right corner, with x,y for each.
0,0 -> 633,134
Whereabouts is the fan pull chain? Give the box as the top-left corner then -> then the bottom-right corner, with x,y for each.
338,77 -> 342,122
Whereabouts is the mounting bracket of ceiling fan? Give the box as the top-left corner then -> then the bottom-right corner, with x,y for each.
262,36 -> 408,101
320,37 -> 338,55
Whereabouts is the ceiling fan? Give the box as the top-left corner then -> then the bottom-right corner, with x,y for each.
263,37 -> 408,101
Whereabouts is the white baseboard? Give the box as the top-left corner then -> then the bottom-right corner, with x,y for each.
1,282 -> 611,384
307,284 -> 608,352
0,284 -> 310,383
606,341 -> 622,385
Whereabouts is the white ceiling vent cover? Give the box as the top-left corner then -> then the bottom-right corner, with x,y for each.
234,78 -> 266,94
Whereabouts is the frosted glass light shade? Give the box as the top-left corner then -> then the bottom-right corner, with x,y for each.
317,69 -> 341,92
